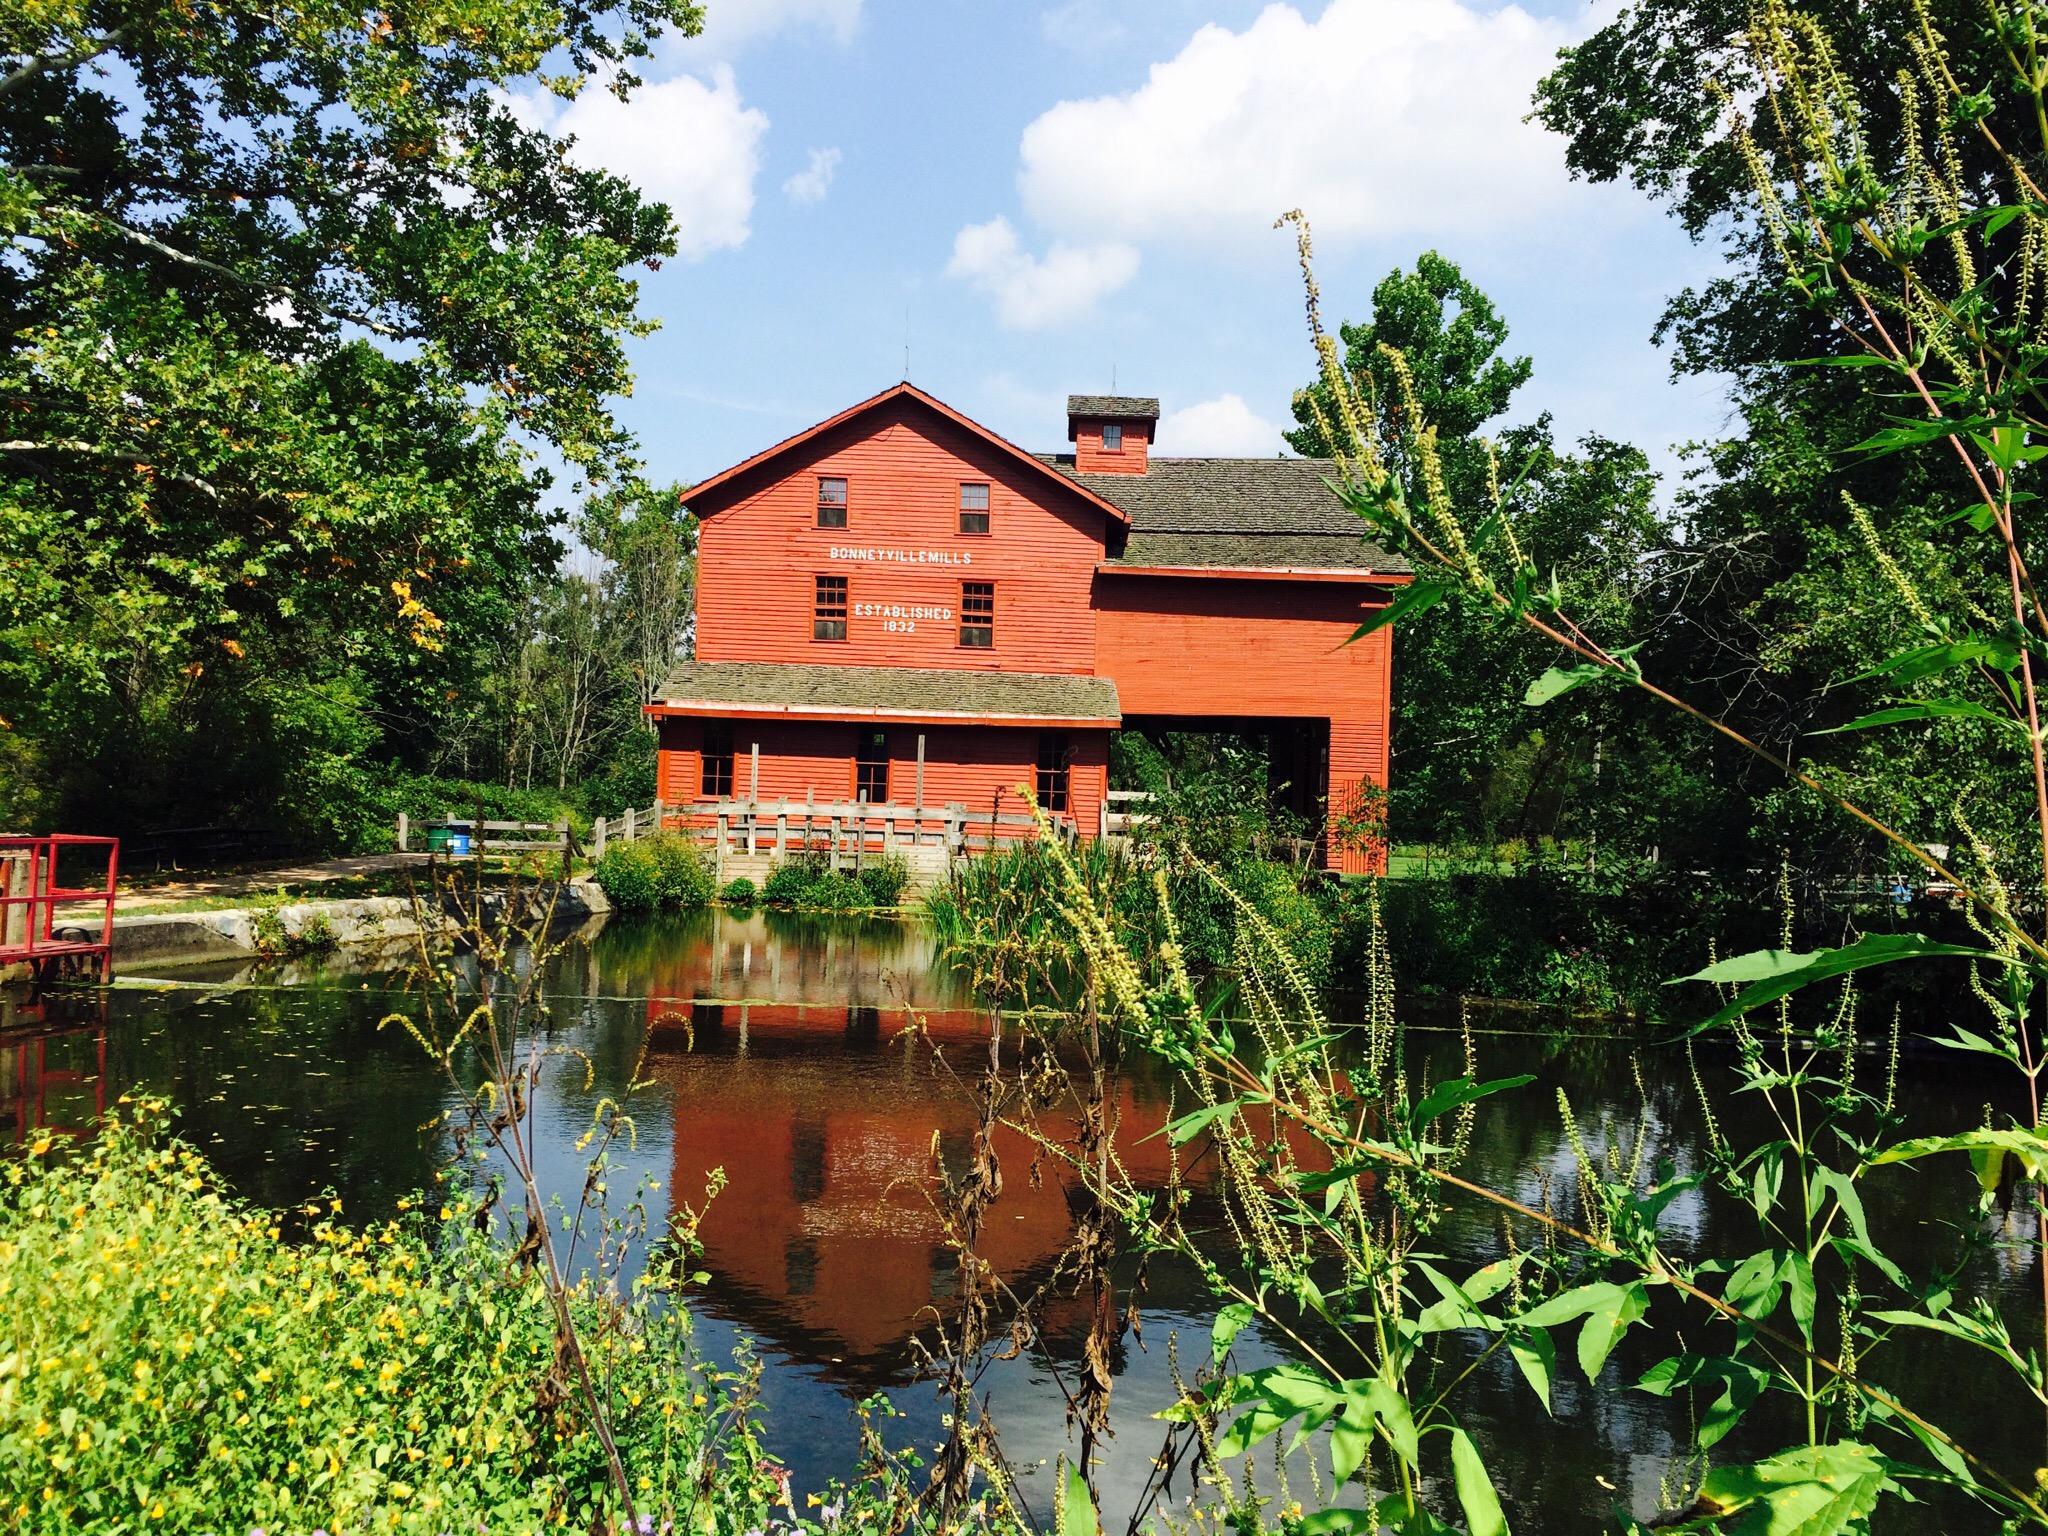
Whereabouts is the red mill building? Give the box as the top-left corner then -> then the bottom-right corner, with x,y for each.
651,384 -> 1409,874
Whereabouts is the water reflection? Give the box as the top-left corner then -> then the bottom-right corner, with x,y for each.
8,909 -> 2039,1530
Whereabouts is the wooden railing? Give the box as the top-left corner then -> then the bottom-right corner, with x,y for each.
396,815 -> 576,861
1098,788 -> 1154,840
591,797 -> 1072,864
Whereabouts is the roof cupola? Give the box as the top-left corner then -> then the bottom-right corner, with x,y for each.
1067,394 -> 1157,475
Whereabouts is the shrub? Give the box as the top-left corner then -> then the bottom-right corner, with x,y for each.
592,840 -> 661,911
856,854 -> 911,908
762,854 -> 827,907
646,832 -> 713,908
594,836 -> 711,912
1227,858 -> 1337,984
0,1103 -> 778,1535
720,876 -> 757,905
805,870 -> 867,910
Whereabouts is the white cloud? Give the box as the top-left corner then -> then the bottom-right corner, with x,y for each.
1016,0 -> 1583,250
509,66 -> 768,260
693,0 -> 861,51
1159,393 -> 1289,455
945,216 -> 1139,329
783,146 -> 843,206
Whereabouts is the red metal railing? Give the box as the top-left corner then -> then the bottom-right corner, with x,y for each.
0,834 -> 119,986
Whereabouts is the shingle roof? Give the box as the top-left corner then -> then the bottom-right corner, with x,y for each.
657,662 -> 1121,723
1037,455 -> 1411,573
1109,532 -> 1401,574
1066,395 -> 1160,421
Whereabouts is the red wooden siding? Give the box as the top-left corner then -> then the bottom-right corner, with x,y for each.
695,396 -> 1110,675
1073,419 -> 1150,474
658,717 -> 1108,837
1093,574 -> 1392,722
1095,574 -> 1392,874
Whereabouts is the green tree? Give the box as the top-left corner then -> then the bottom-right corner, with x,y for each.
1531,0 -> 2031,878
1290,253 -> 1676,851
0,0 -> 700,837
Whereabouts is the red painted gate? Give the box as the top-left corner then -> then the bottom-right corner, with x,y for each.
0,835 -> 119,987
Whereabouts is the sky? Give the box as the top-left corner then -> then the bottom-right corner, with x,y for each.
527,0 -> 1738,494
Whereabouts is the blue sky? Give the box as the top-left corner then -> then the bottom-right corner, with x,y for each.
523,0 -> 1735,492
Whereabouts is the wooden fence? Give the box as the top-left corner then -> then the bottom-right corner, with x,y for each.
589,797 -> 1072,868
396,814 -> 576,868
1098,788 -> 1154,840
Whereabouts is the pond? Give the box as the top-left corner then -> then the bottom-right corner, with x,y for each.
2,908 -> 2037,1531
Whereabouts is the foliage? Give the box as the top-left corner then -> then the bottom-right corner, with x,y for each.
761,859 -> 820,908
0,0 -> 701,842
593,834 -> 708,913
1019,816 -> 2048,1532
249,903 -> 340,962
592,842 -> 661,913
1527,0 -> 2048,879
1285,255 -> 1678,852
0,1102 -> 773,1535
857,855 -> 913,909
759,853 -> 908,910
720,876 -> 758,906
647,832 -> 714,908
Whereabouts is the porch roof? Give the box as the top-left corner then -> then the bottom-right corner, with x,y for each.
650,661 -> 1122,727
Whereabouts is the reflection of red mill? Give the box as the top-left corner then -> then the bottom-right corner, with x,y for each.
648,1003 -> 1192,1372
643,987 -> 1349,1377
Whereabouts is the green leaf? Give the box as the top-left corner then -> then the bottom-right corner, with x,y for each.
1523,644 -> 1643,707
1847,637 -> 2020,685
1516,1281 -> 1625,1330
1723,1249 -> 1788,1322
1672,934 -> 2006,1033
1690,1442 -> 1888,1535
1508,1327 -> 1555,1413
1158,1099 -> 1245,1144
1056,1460 -> 1099,1536
1786,1251 -> 1818,1343
1211,1302 -> 1255,1366
1868,1126 -> 2048,1188
1350,578 -> 1450,642
1325,1379 -> 1420,1480
1297,1515 -> 1379,1536
1448,1427 -> 1510,1536
1637,1354 -> 1771,1450
1847,413 -> 1998,459
1576,1281 -> 1650,1381
1408,1074 -> 1535,1132
1812,697 -> 2027,738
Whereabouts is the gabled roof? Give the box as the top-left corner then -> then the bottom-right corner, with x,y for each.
680,382 -> 1131,526
1038,454 -> 1410,572
652,661 -> 1121,727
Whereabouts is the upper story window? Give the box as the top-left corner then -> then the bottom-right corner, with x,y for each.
1101,423 -> 1123,453
814,574 -> 848,641
817,476 -> 848,528
701,722 -> 734,799
959,482 -> 990,535
960,581 -> 994,649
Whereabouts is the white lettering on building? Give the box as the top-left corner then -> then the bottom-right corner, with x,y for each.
827,546 -> 974,567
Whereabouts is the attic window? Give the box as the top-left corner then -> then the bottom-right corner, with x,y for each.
817,476 -> 848,528
959,482 -> 990,535
1101,423 -> 1123,452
